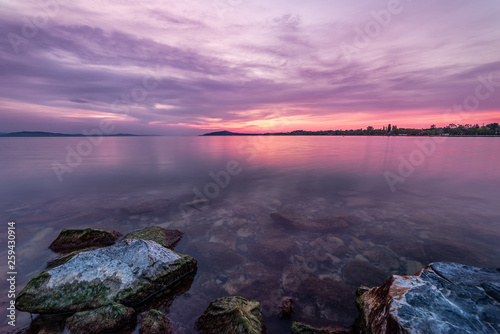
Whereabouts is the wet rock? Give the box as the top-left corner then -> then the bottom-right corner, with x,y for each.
65,302 -> 135,334
343,260 -> 387,287
48,228 -> 121,252
291,321 -> 351,334
252,237 -> 297,268
277,297 -> 294,319
196,296 -> 265,334
16,239 -> 197,314
269,212 -> 349,232
140,309 -> 173,334
356,262 -> 500,334
188,242 -> 243,272
123,226 -> 183,249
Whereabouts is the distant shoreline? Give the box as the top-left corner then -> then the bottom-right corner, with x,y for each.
202,125 -> 499,137
0,131 -> 156,137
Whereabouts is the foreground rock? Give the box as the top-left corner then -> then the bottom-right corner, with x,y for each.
291,322 -> 350,334
124,226 -> 184,249
17,239 -> 197,314
65,302 -> 135,334
49,228 -> 121,252
140,309 -> 173,334
356,262 -> 500,334
196,296 -> 265,334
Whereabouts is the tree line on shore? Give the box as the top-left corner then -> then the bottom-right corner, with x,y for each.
265,123 -> 499,136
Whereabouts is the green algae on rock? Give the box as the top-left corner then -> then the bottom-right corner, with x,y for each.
196,296 -> 265,334
49,228 -> 121,252
140,309 -> 173,334
65,302 -> 135,334
123,226 -> 183,249
16,239 -> 197,314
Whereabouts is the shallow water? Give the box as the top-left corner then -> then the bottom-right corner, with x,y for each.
1,136 -> 499,333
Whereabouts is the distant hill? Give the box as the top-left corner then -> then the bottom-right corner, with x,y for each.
201,130 -> 254,136
0,131 -> 143,137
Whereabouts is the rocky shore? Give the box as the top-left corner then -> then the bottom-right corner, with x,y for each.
14,225 -> 500,333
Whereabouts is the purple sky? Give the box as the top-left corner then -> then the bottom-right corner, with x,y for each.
1,0 -> 499,135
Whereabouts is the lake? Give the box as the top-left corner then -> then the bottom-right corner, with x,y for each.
1,136 -> 499,333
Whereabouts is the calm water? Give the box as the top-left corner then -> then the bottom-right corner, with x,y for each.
1,136 -> 499,333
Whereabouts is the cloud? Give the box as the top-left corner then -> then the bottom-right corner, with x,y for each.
0,0 -> 499,134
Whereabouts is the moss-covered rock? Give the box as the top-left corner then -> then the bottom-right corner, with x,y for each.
124,226 -> 183,249
196,296 -> 265,334
16,239 -> 197,314
65,302 -> 135,334
291,322 -> 351,334
140,309 -> 173,334
49,228 -> 121,252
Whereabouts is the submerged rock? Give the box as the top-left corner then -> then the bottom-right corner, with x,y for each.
123,226 -> 184,249
17,239 -> 197,314
356,262 -> 500,334
65,302 -> 135,334
252,236 -> 297,268
48,228 -> 121,252
291,322 -> 350,334
277,296 -> 294,319
196,296 -> 265,334
140,309 -> 173,334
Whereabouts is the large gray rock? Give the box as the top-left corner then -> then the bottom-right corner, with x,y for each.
356,262 -> 500,334
16,239 -> 197,314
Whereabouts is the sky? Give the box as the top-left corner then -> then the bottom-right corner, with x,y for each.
0,0 -> 499,135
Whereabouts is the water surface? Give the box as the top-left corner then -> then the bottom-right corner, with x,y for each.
1,136 -> 499,333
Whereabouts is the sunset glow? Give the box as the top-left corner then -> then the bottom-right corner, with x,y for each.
1,1 -> 499,135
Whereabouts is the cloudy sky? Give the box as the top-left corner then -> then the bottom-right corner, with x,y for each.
1,0 -> 499,135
